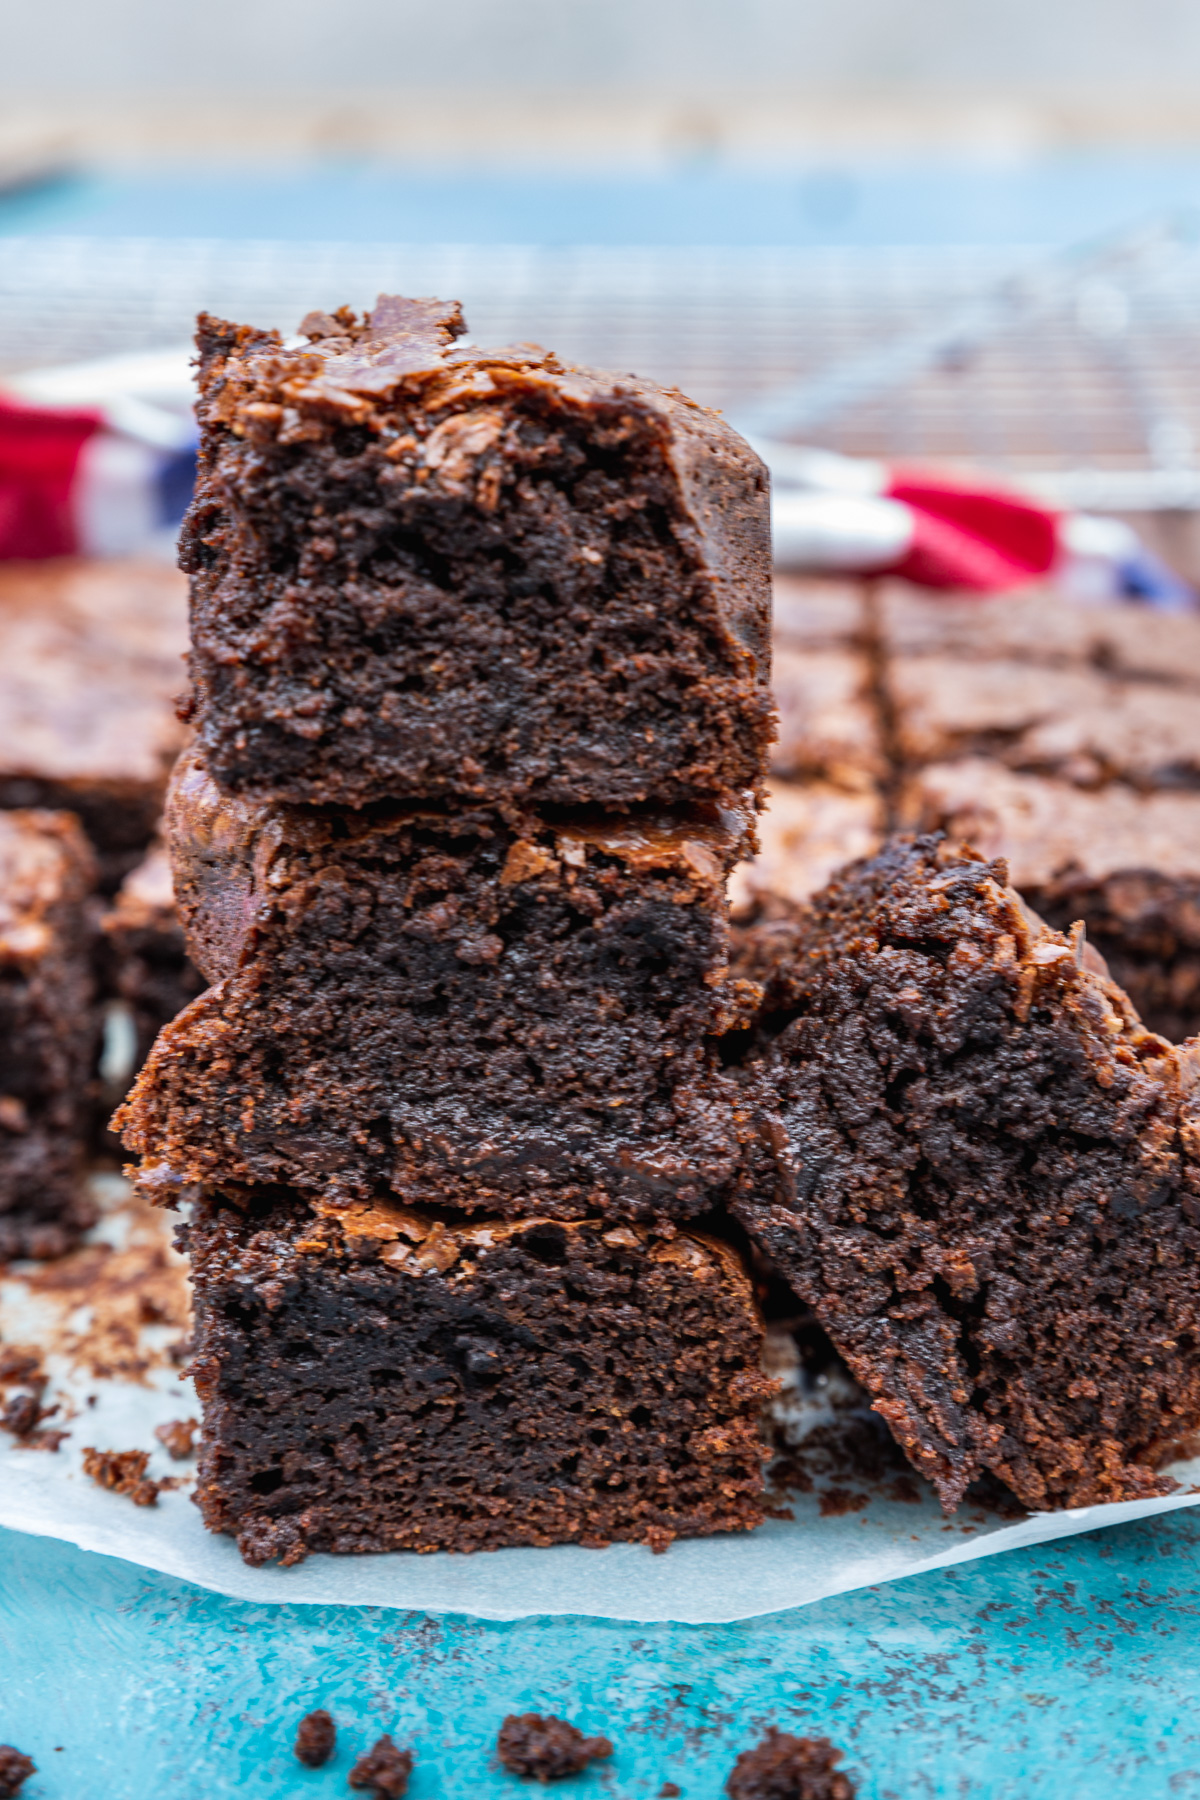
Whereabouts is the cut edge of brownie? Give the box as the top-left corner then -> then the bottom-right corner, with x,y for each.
181,1188 -> 774,1563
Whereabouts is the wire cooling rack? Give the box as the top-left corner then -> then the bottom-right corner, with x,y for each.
3,231 -> 1200,508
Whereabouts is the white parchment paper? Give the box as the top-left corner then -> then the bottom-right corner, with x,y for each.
3,1175 -> 1198,1624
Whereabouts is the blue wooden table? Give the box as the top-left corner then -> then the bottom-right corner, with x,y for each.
3,1513 -> 1200,1798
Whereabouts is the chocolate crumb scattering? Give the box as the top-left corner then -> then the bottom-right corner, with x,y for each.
294,1709 -> 336,1768
660,1785 -> 683,1797
81,1446 -> 161,1506
497,1714 -> 614,1782
725,1730 -> 856,1800
348,1735 -> 412,1798
154,1417 -> 199,1460
0,1745 -> 35,1798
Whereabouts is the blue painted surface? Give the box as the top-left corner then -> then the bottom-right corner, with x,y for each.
3,1513 -> 1200,1798
3,154 -> 1200,247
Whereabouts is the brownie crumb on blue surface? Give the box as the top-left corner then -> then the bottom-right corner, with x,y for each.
294,1709 -> 336,1768
0,1745 -> 35,1799
496,1713 -> 614,1782
348,1735 -> 412,1797
725,1730 -> 856,1800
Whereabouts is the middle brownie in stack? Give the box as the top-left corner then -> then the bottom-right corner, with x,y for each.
120,293 -> 777,1560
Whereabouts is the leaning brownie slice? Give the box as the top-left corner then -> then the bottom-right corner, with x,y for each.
183,1188 -> 772,1563
735,834 -> 1200,1513
910,757 -> 1200,1042
180,297 -> 773,811
118,751 -> 759,1220
0,810 -> 100,1259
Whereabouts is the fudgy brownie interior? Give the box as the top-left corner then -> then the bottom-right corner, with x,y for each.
0,810 -> 100,1259
735,835 -> 1200,1513
179,299 -> 773,811
184,1191 -> 771,1563
119,751 -> 759,1219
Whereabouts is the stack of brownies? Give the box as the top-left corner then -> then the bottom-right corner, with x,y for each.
118,296 -> 781,1563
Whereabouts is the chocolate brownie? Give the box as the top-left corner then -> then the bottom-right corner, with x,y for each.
0,558 -> 189,890
496,1714 -> 613,1781
910,759 -> 1200,1042
770,649 -> 884,792
879,580 -> 1200,685
771,576 -> 871,655
888,654 -> 1200,790
179,298 -> 773,811
183,1191 -> 772,1563
101,845 -> 204,1080
119,751 -> 758,1220
735,835 -> 1200,1512
0,810 -> 99,1260
728,779 -> 885,920
725,1730 -> 856,1800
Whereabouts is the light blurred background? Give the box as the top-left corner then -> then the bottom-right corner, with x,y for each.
5,0 -> 1200,576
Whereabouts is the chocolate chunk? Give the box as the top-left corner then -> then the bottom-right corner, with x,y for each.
496,1713 -> 613,1782
348,1734 -> 412,1797
294,1709 -> 336,1768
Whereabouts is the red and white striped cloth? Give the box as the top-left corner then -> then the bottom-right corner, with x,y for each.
0,349 -> 197,561
767,445 -> 1195,607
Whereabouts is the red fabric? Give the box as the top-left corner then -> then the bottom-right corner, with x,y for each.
886,464 -> 1059,592
0,398 -> 103,559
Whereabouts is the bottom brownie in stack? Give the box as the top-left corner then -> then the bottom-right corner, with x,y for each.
181,1188 -> 772,1563
734,835 -> 1200,1514
0,810 -> 100,1260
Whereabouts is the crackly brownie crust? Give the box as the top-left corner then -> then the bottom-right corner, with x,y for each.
184,1192 -> 771,1563
0,559 -> 189,891
735,835 -> 1200,1513
179,298 -> 774,812
910,758 -> 1200,1042
0,810 -> 100,1259
118,751 -> 760,1219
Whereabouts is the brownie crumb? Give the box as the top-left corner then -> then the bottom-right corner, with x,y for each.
726,1731 -> 856,1800
0,1347 -> 42,1385
1,1391 -> 46,1439
497,1714 -> 614,1782
816,1488 -> 869,1519
294,1709 -> 336,1768
660,1785 -> 683,1797
0,1745 -> 35,1797
82,1447 -> 161,1506
154,1417 -> 199,1460
348,1735 -> 412,1797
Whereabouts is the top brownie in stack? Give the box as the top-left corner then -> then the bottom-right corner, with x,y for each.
180,297 -> 774,811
